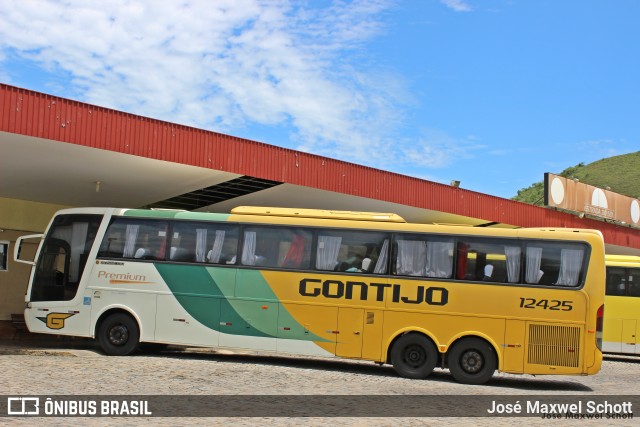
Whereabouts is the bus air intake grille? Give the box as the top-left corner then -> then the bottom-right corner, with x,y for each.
527,324 -> 581,368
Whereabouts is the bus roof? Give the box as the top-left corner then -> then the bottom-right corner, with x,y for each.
605,254 -> 640,266
230,206 -> 407,223
48,207 -> 605,246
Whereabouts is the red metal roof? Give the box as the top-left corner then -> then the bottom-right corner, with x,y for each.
1,83 -> 638,249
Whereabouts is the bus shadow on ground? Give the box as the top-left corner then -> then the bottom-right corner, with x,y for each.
604,354 -> 640,364
150,346 -> 592,392
1,340 -> 594,391
484,375 -> 592,392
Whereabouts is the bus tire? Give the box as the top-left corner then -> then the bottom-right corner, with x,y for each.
447,337 -> 496,385
390,333 -> 438,379
98,313 -> 140,356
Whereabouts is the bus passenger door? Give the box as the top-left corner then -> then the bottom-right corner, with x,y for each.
23,214 -> 102,338
621,320 -> 637,354
336,308 -> 364,358
502,319 -> 525,373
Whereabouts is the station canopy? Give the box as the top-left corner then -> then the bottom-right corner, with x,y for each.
1,83 -> 638,255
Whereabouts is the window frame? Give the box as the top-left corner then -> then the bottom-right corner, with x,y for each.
94,216 -> 593,290
239,224 -> 314,270
521,240 -> 590,288
0,241 -> 8,272
97,218 -> 170,261
607,267 -> 640,297
168,220 -> 240,265
312,227 -> 390,274
391,232 -> 455,279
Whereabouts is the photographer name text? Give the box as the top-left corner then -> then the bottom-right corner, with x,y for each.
488,399 -> 633,419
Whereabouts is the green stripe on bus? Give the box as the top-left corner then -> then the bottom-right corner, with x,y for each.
229,269 -> 328,342
123,209 -> 230,222
154,264 -> 270,337
154,264 -> 326,341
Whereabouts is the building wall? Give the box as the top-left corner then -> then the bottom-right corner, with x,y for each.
0,198 -> 70,323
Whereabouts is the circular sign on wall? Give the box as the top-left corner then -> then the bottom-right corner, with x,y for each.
592,188 -> 608,208
631,200 -> 640,224
550,177 -> 565,205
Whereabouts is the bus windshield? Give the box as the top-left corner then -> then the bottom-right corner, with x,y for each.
30,214 -> 101,302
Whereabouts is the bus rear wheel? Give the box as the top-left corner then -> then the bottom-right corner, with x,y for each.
98,313 -> 140,356
447,337 -> 496,385
390,333 -> 438,379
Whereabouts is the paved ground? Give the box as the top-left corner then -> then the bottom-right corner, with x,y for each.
1,339 -> 639,426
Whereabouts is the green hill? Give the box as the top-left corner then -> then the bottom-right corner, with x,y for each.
512,151 -> 640,205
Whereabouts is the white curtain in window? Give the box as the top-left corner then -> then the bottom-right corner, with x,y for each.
52,226 -> 72,246
208,230 -> 226,263
556,249 -> 584,286
525,247 -> 543,284
52,224 -> 86,282
69,222 -> 89,282
397,240 -> 427,276
241,231 -> 257,265
425,241 -> 454,278
374,239 -> 389,274
505,246 -> 522,283
316,236 -> 342,270
123,224 -> 140,258
195,228 -> 207,262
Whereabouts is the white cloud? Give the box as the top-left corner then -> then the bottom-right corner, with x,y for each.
0,0 -> 414,166
440,0 -> 473,13
396,130 -> 485,169
0,0 -> 486,174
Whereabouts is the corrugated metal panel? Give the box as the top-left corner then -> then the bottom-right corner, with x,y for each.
1,83 -> 639,249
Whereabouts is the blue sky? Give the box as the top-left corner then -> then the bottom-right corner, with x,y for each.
0,0 -> 637,199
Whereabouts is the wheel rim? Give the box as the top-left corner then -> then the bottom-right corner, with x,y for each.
403,344 -> 427,368
108,324 -> 129,346
460,349 -> 483,373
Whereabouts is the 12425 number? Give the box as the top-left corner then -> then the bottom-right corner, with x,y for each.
519,298 -> 573,311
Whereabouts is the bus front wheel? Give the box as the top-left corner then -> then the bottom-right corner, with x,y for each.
98,313 -> 140,356
447,337 -> 496,385
390,333 -> 438,379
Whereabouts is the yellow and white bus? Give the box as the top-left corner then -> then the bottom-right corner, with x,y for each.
603,254 -> 640,355
15,206 -> 605,384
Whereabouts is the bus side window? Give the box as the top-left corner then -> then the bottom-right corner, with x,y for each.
606,268 -> 626,296
98,219 -> 168,260
168,222 -> 239,264
316,230 -> 388,274
204,226 -> 239,264
627,269 -> 640,297
525,243 -> 585,287
453,238 -> 515,283
242,226 -> 311,269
